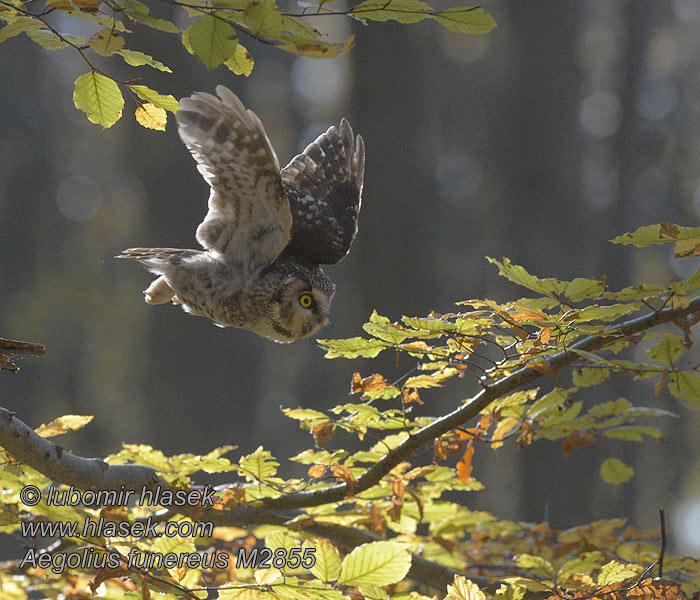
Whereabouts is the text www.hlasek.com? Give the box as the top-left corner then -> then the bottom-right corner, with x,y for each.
18,484 -> 315,574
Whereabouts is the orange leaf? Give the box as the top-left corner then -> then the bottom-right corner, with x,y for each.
456,443 -> 474,483
330,464 -> 357,495
401,387 -> 422,404
308,464 -> 326,479
562,430 -> 595,458
351,372 -> 389,394
312,421 -> 335,448
517,420 -> 534,447
538,327 -> 552,345
392,479 -> 405,501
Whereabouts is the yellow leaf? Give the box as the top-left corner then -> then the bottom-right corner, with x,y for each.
36,414 -> 94,438
446,575 -> 487,600
490,417 -> 519,450
224,42 -> 254,76
135,103 -> 167,131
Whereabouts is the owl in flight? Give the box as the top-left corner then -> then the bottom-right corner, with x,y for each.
117,85 -> 364,342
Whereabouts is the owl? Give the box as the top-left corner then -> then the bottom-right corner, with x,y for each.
117,85 -> 364,342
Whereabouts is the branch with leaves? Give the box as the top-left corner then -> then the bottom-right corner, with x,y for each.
0,0 -> 495,128
3,223 -> 700,599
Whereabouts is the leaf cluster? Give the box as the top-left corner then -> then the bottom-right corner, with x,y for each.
2,223 -> 700,599
0,0 -> 495,128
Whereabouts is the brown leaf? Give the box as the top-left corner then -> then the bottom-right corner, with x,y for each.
89,562 -> 130,593
141,579 -> 151,600
100,505 -> 129,522
517,420 -> 534,447
526,361 -> 555,375
654,372 -> 668,397
307,464 -> 326,479
369,505 -> 386,536
312,421 -> 335,448
456,443 -> 474,483
434,437 -> 463,462
392,479 -> 406,501
401,387 -> 422,404
330,464 -> 357,495
627,577 -> 684,598
562,430 -> 595,458
538,327 -> 552,345
408,489 -> 425,522
660,222 -> 680,238
287,516 -> 315,531
351,372 -> 389,394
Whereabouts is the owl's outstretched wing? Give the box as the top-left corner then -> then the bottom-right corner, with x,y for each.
176,85 -> 292,275
281,119 -> 365,265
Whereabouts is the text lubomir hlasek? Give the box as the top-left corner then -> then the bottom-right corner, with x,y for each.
44,484 -> 216,507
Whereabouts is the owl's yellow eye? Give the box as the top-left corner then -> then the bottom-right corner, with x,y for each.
299,293 -> 314,309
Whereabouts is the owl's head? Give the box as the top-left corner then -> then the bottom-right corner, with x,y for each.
263,258 -> 336,343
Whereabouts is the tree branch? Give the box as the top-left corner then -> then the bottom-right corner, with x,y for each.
260,295 -> 700,510
0,407 -> 487,590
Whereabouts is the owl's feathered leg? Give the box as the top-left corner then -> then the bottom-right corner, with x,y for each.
144,275 -> 175,305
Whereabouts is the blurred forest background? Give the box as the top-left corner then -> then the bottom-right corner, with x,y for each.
2,0 -> 700,563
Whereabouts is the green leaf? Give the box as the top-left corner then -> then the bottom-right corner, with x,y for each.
115,48 -> 172,72
487,257 -> 566,297
571,303 -> 640,322
557,552 -> 604,581
306,539 -> 341,582
668,371 -> 700,404
563,277 -> 606,301
404,368 -> 458,389
244,0 -> 284,38
599,458 -> 634,484
88,29 -> 125,56
237,446 -> 279,481
351,0 -> 432,24
73,71 -> 124,128
122,0 -> 179,32
588,398 -> 632,417
646,332 -> 685,366
338,541 -> 411,587
224,42 -> 254,76
572,367 -> 609,387
130,85 -> 180,112
0,16 -> 43,43
279,35 -> 355,59
27,29 -> 84,49
183,14 -> 237,69
514,554 -> 555,577
318,336 -> 388,358
431,7 -> 496,34
603,426 -> 663,442
597,560 -> 642,585
611,222 -> 700,248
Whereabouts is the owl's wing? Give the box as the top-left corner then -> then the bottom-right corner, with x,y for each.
281,119 -> 365,265
176,85 -> 292,274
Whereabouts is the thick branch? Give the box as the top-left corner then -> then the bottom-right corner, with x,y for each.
261,296 -> 700,510
0,408 -> 163,491
0,407 -> 484,590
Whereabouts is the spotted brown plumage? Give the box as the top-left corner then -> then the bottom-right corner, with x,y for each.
116,85 -> 365,343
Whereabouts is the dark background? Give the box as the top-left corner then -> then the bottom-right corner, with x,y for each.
2,0 -> 700,560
